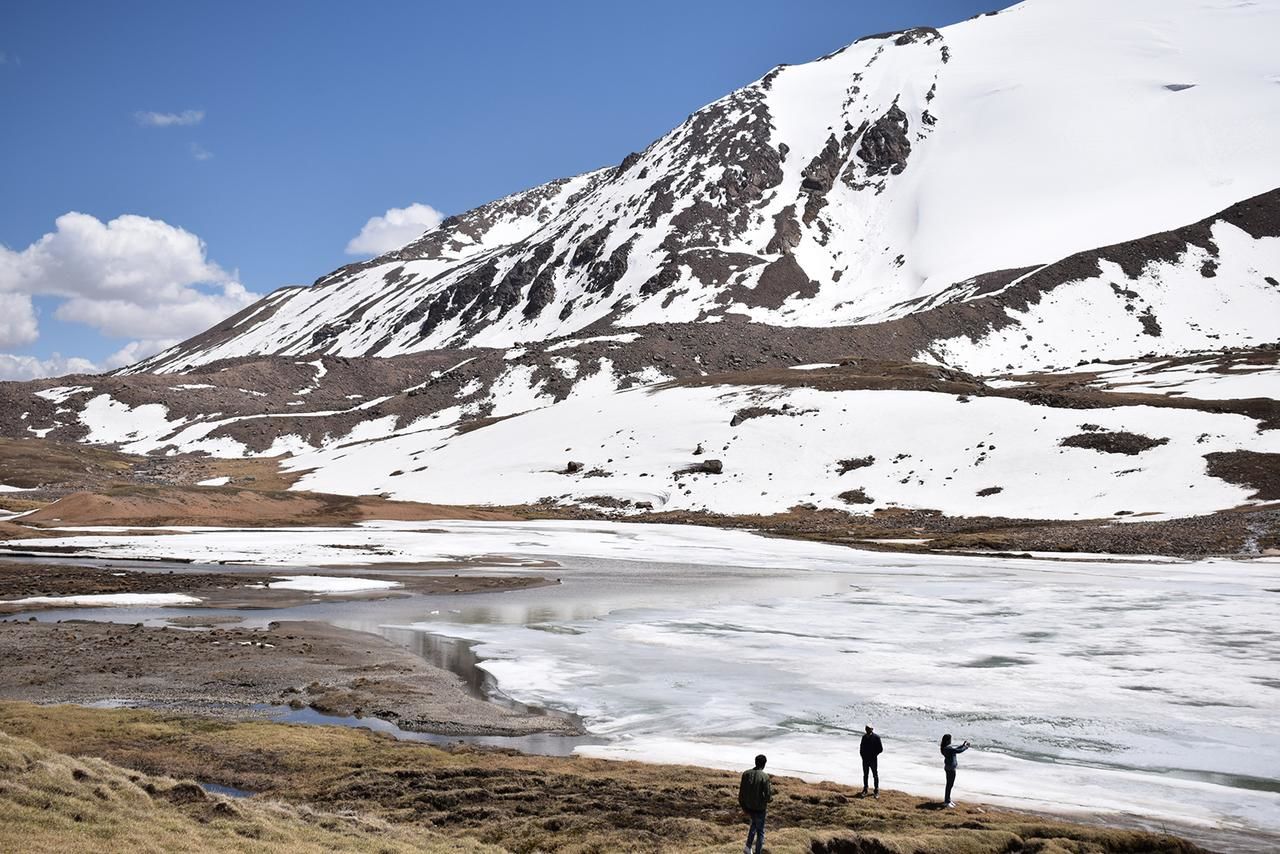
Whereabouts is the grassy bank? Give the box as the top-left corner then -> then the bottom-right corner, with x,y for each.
0,731 -> 496,853
0,702 -> 1205,854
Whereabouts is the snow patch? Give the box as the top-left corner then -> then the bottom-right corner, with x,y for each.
3,593 -> 201,607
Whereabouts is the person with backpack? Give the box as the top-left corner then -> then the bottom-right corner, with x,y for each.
859,724 -> 883,797
738,753 -> 774,854
940,733 -> 970,807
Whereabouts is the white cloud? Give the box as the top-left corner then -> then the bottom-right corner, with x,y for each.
0,212 -> 228,299
0,352 -> 98,382
55,285 -> 254,339
345,203 -> 444,256
0,210 -> 259,354
134,109 -> 205,127
190,142 -> 214,161
0,293 -> 38,349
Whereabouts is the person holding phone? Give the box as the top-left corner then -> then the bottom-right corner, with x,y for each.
940,733 -> 971,807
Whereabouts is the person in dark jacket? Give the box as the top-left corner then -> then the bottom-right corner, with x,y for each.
940,733 -> 970,807
738,753 -> 773,854
859,724 -> 883,797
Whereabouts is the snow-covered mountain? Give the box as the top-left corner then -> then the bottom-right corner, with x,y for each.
133,0 -> 1280,374
4,0 -> 1279,542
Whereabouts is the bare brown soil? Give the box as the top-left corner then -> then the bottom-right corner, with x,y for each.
0,436 -> 137,490
1204,451 -> 1280,501
0,620 -> 573,737
0,562 -> 252,598
0,702 -> 1209,854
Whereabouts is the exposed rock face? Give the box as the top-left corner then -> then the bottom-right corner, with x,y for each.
855,104 -> 911,177
746,255 -> 819,310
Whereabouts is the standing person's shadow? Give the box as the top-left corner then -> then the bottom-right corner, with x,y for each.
916,801 -> 950,810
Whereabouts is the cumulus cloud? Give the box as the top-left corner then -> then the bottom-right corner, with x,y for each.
0,212 -> 228,301
0,353 -> 98,382
345,203 -> 444,256
55,284 -> 254,339
0,293 -> 38,349
0,211 -> 260,377
134,109 -> 205,127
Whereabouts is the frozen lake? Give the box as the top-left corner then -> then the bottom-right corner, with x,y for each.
10,520 -> 1280,849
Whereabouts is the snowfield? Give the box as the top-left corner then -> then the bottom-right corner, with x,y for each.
281,384 -> 1276,520
46,367 -> 1277,522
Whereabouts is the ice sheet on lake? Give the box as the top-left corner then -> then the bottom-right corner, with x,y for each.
439,555 -> 1279,835
7,519 -> 1277,840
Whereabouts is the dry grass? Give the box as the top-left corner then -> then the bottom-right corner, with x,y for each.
0,730 -> 497,853
19,484 -> 519,529
0,702 -> 1206,854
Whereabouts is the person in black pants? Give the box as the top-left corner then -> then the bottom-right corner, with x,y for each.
738,753 -> 773,854
940,733 -> 970,807
859,724 -> 883,797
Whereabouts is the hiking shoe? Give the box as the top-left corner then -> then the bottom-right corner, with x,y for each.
873,791 -> 880,799
946,801 -> 957,808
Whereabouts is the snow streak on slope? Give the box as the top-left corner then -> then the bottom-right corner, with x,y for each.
134,0 -> 1280,372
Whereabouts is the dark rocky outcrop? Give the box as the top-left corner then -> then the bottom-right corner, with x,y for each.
678,459 -> 723,475
855,104 -> 911,177
744,255 -> 819,309
1060,431 -> 1169,455
837,456 -> 875,474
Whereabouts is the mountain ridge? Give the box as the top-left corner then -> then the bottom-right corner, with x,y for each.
130,0 -> 1280,373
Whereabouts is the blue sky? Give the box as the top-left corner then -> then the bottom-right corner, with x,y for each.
0,0 -> 998,379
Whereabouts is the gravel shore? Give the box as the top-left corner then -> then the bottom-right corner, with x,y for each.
0,618 -> 579,737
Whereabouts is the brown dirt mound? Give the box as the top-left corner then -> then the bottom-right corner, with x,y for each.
20,485 -> 517,529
